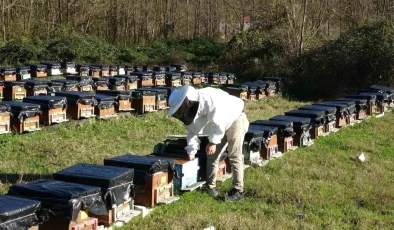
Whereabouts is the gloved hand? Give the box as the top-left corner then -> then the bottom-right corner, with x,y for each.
206,143 -> 216,155
188,154 -> 196,160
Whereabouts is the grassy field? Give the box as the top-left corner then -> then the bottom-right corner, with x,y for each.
1,97 -> 393,229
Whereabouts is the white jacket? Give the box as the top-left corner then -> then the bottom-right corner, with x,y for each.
185,87 -> 244,155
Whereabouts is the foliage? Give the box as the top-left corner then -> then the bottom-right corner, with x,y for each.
0,32 -> 224,67
220,30 -> 291,80
289,20 -> 394,100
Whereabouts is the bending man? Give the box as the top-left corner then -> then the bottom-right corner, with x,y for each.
168,84 -> 249,202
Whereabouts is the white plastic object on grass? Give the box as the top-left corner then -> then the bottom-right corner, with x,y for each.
203,227 -> 215,230
358,153 -> 365,162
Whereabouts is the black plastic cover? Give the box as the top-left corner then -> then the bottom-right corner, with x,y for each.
137,88 -> 167,101
251,120 -> 292,129
334,98 -> 367,107
22,80 -> 48,91
40,62 -> 61,68
298,105 -> 337,122
52,79 -> 79,91
89,65 -> 101,71
108,77 -> 126,86
164,66 -> 177,72
250,125 -> 278,138
151,72 -> 165,79
191,71 -> 202,78
8,179 -> 107,222
245,125 -> 277,151
53,164 -> 134,208
0,67 -> 16,73
312,102 -> 347,112
95,94 -> 115,109
61,62 -> 76,68
346,94 -> 377,104
250,120 -> 295,138
0,195 -> 42,230
23,96 -> 67,110
142,66 -> 152,72
92,77 -> 109,87
369,85 -> 394,94
55,91 -> 97,106
47,81 -> 64,88
171,63 -> 187,69
324,100 -> 357,115
96,90 -> 132,100
242,82 -> 265,93
255,80 -> 276,88
298,105 -> 337,114
0,101 -> 41,121
132,91 -> 155,98
270,115 -> 311,132
16,66 -> 30,73
0,103 -> 11,113
165,72 -> 181,80
180,72 -> 193,79
91,65 -> 109,70
76,64 -> 90,72
224,86 -> 248,92
359,92 -> 389,101
113,75 -> 138,82
27,64 -> 47,71
3,81 -> 25,87
133,66 -> 143,72
109,66 -> 118,71
131,72 -> 152,81
65,76 -> 93,86
104,154 -> 175,174
153,66 -> 166,72
270,115 -> 310,125
285,109 -> 325,126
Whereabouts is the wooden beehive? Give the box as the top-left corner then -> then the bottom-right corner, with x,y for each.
28,64 -> 47,78
53,164 -> 135,227
0,104 -> 10,134
23,95 -> 68,126
24,80 -> 48,97
0,67 -> 17,81
222,87 -> 248,100
132,91 -> 156,114
94,94 -> 117,119
0,82 -> 3,100
104,154 -> 179,209
165,72 -> 182,87
55,91 -> 96,120
152,72 -> 166,86
3,81 -> 26,101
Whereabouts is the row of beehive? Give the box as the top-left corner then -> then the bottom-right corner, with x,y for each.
0,72 -> 229,101
222,78 -> 284,100
0,84 -> 392,230
0,77 -> 283,135
0,150 -> 232,229
242,84 -> 394,166
0,62 -> 235,85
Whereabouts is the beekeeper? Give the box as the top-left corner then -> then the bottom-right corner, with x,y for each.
168,84 -> 249,202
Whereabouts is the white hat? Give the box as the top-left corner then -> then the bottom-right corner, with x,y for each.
168,85 -> 198,116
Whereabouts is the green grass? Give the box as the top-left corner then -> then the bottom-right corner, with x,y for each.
1,97 -> 394,229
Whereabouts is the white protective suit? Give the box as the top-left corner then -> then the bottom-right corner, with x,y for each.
184,87 -> 244,155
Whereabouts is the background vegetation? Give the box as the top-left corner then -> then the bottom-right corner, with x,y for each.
2,1 -> 394,99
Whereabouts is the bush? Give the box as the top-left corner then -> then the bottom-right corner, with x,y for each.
0,38 -> 45,65
219,30 -> 290,80
289,20 -> 394,100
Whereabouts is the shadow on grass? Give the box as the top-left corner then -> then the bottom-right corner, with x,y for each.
0,173 -> 52,184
